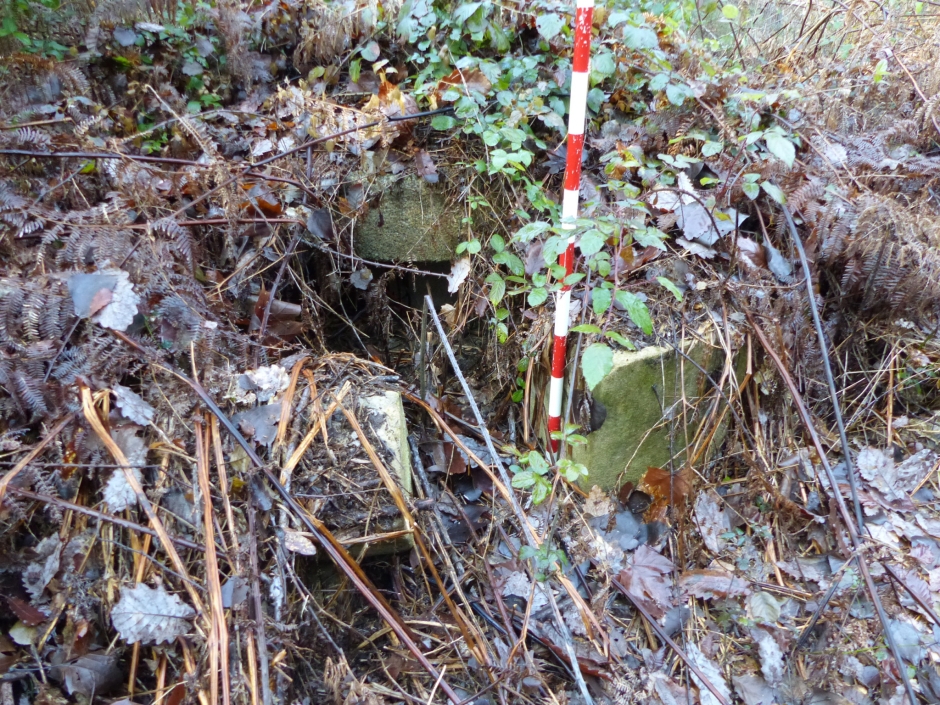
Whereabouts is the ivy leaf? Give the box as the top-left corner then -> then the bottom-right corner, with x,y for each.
760,181 -> 787,204
622,25 -> 659,50
485,272 -> 505,305
592,287 -> 612,315
581,343 -> 614,391
535,12 -> 565,41
657,277 -> 684,302
763,132 -> 795,167
615,291 -> 653,335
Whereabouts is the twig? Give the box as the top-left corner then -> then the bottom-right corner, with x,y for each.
196,420 -> 231,705
6,486 -> 205,551
0,149 -> 209,167
779,201 -> 865,530
247,498 -> 273,705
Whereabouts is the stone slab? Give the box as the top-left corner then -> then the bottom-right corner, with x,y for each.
572,338 -> 728,492
355,175 -> 461,262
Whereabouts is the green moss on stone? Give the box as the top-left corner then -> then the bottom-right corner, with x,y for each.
572,340 -> 720,491
356,175 -> 462,262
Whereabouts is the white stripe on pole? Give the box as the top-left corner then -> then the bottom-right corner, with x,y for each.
561,188 -> 580,227
548,376 -> 565,416
568,72 -> 590,135
554,290 -> 572,336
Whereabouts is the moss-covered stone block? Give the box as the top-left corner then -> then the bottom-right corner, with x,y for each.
356,175 -> 461,262
572,338 -> 727,492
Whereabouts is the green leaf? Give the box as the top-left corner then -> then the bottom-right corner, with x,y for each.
513,221 -> 551,242
666,83 -> 693,106
648,73 -> 670,91
722,4 -> 739,19
490,149 -> 509,170
605,331 -> 636,350
586,87 -> 605,113
431,115 -> 457,130
760,181 -> 787,204
527,451 -> 550,474
485,272 -> 505,305
571,324 -> 602,334
494,251 -> 524,276
592,287 -> 612,315
511,470 -> 537,489
764,132 -> 796,167
453,1 -> 483,24
657,277 -> 684,302
742,182 -> 760,200
535,12 -> 565,41
590,52 -> 617,82
578,229 -> 605,256
349,58 -> 361,84
622,25 -> 659,50
634,227 -> 667,251
531,475 -> 551,504
528,287 -> 548,306
702,140 -> 723,157
615,291 -> 653,335
581,343 -> 614,391
490,234 -> 506,253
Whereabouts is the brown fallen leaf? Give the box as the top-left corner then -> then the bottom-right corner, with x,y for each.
679,568 -> 751,600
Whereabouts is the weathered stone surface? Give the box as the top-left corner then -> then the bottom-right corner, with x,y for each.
357,391 -> 414,554
572,338 -> 728,491
356,175 -> 461,262
360,391 -> 412,497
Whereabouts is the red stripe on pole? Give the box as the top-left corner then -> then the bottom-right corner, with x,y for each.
563,133 -> 585,191
572,8 -> 593,73
548,414 -> 562,437
551,336 -> 568,377
559,242 -> 576,280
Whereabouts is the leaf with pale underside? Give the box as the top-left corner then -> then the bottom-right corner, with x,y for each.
111,584 -> 195,644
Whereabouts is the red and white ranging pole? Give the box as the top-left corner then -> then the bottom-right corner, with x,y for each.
548,0 -> 594,452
